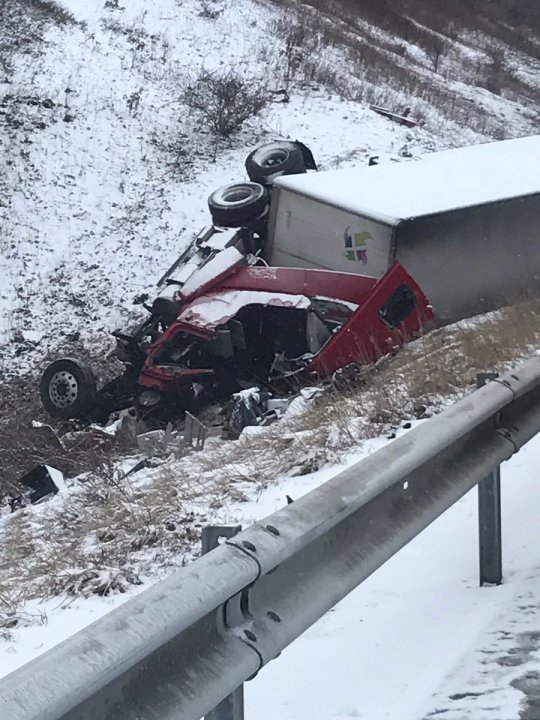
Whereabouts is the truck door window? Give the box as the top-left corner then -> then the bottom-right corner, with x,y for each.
379,284 -> 416,328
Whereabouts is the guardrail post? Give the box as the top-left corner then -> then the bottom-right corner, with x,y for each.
202,525 -> 245,720
476,373 -> 502,586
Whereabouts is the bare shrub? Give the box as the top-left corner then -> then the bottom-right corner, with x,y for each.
427,34 -> 446,72
271,16 -> 325,89
480,47 -> 506,96
182,68 -> 271,138
198,0 -> 224,20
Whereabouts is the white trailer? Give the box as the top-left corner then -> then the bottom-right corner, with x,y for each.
265,135 -> 540,322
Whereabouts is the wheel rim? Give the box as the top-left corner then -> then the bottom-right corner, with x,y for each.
252,143 -> 293,169
48,370 -> 79,409
261,149 -> 288,167
221,186 -> 254,204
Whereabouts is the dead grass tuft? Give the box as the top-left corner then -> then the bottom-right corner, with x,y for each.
0,588 -> 47,639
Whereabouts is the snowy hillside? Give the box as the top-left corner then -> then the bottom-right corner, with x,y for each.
1,0 -> 539,377
1,2 -> 540,717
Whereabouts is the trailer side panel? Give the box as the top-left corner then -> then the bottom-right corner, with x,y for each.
395,193 -> 540,322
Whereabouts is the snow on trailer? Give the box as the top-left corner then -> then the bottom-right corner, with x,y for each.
267,135 -> 540,322
272,135 -> 540,224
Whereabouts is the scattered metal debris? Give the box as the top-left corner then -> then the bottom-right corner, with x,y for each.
369,104 -> 418,127
136,416 -> 209,456
9,464 -> 65,512
184,411 -> 208,450
122,458 -> 161,478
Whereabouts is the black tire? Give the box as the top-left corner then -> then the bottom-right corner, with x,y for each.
245,141 -> 306,184
208,182 -> 269,228
40,358 -> 97,419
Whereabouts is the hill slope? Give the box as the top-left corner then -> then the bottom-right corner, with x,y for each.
0,0 -> 539,377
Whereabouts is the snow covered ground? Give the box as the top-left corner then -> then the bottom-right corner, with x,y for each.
2,0 -> 538,374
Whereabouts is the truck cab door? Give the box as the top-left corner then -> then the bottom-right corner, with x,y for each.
307,262 -> 434,376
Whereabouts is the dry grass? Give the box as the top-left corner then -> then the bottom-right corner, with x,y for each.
0,460 -> 211,602
1,298 -> 540,621
0,588 -> 47,639
0,340 -> 134,501
0,0 -> 77,80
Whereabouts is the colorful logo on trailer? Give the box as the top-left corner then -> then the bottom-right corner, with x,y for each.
344,227 -> 371,265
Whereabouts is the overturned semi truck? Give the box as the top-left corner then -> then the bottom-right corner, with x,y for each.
40,135 -> 539,423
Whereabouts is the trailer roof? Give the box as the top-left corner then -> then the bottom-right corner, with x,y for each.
274,135 -> 540,226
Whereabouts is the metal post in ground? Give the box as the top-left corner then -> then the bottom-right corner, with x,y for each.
202,525 -> 245,720
476,372 -> 503,586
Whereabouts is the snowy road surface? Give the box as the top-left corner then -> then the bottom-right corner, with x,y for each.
244,435 -> 540,720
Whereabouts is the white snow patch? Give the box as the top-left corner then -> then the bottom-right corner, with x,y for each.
276,135 -> 540,224
179,290 -> 311,328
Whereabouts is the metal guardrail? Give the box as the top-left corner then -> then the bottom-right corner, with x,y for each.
2,356 -> 540,720
476,371 -> 503,586
201,525 -> 244,720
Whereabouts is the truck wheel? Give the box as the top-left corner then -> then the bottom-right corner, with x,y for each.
40,358 -> 97,419
245,141 -> 306,184
208,182 -> 269,228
